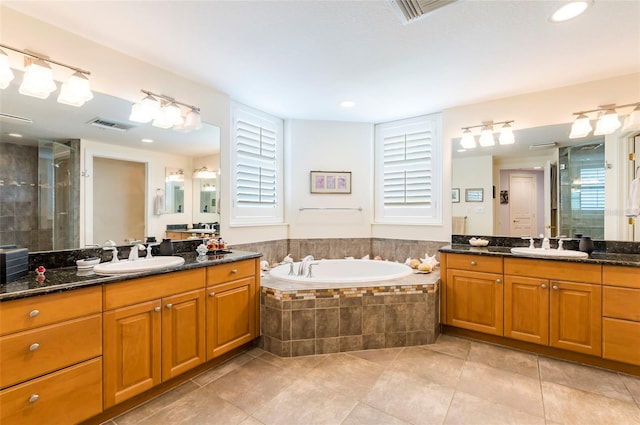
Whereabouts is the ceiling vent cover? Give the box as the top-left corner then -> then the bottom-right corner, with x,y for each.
87,117 -> 136,132
390,0 -> 457,24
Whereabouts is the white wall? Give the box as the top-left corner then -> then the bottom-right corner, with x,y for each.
451,156 -> 494,235
285,120 -> 374,239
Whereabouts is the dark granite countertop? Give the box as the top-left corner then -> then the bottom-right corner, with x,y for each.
0,250 -> 262,302
440,244 -> 640,268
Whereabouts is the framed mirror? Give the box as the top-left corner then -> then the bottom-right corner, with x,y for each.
165,168 -> 185,214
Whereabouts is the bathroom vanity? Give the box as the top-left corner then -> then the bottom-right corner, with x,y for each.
0,251 -> 261,425
440,244 -> 640,375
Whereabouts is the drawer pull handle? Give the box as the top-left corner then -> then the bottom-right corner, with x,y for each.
209,292 -> 216,297
495,279 -> 502,284
29,343 -> 40,352
29,394 -> 39,403
166,303 -> 173,309
230,269 -> 238,274
154,306 -> 161,313
29,309 -> 40,318
541,284 -> 548,289
470,261 -> 477,266
552,285 -> 559,290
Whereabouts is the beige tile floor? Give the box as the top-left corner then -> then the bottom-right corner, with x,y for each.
105,335 -> 640,425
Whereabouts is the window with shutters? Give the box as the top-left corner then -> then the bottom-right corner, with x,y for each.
374,114 -> 442,224
230,103 -> 283,224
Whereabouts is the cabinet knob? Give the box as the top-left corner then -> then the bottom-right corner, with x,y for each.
230,269 -> 238,274
496,279 -> 502,284
470,261 -> 477,266
29,394 -> 39,403
29,309 -> 40,318
154,306 -> 161,312
552,285 -> 559,290
166,303 -> 173,309
209,292 -> 216,297
541,284 -> 548,289
29,343 -> 40,352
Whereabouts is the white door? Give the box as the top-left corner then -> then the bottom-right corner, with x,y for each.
634,135 -> 640,241
509,173 -> 537,237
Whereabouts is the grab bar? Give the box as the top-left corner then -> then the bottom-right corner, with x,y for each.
299,207 -> 363,211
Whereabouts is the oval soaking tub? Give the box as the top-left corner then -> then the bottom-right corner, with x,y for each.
268,259 -> 413,285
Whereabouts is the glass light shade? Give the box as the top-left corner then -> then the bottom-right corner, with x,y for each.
57,72 -> 93,107
19,59 -> 57,99
163,102 -> 184,126
0,49 -> 14,89
550,1 -> 591,23
621,105 -> 640,133
460,129 -> 476,149
498,123 -> 515,145
569,114 -> 592,138
183,108 -> 202,130
594,110 -> 621,135
152,109 -> 174,129
129,103 -> 153,123
140,94 -> 160,119
478,126 -> 495,147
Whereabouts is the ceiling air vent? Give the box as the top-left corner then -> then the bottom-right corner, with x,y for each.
390,0 -> 457,24
87,117 -> 136,132
0,113 -> 33,125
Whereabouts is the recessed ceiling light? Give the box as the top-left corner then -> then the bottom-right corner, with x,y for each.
457,149 -> 466,153
340,100 -> 356,108
549,1 -> 592,23
8,133 -> 23,138
141,138 -> 153,143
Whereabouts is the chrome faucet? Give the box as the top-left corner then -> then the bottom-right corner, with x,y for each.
540,234 -> 551,250
297,255 -> 314,276
102,240 -> 119,263
128,244 -> 146,261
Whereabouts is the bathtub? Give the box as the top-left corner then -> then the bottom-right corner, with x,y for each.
268,259 -> 414,288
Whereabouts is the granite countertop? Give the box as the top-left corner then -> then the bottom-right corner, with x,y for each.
440,244 -> 640,268
168,229 -> 218,234
0,250 -> 262,302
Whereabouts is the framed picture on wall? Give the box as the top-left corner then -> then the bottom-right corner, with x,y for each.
310,171 -> 351,194
452,188 -> 460,203
465,188 -> 484,202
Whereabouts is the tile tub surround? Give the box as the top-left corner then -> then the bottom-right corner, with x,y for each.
260,271 -> 440,357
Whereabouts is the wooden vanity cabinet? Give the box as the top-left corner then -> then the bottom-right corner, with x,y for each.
103,269 -> 206,408
602,265 -> 640,366
504,258 -> 602,356
206,259 -> 258,360
0,286 -> 103,425
443,253 -> 504,336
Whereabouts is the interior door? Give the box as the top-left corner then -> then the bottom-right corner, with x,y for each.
509,173 -> 537,236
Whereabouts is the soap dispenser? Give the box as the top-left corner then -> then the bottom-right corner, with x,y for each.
159,239 -> 174,255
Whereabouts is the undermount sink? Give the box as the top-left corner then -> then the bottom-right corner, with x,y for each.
93,256 -> 185,275
510,247 -> 589,259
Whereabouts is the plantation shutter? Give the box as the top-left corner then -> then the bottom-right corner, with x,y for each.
578,167 -> 605,211
236,119 -> 277,208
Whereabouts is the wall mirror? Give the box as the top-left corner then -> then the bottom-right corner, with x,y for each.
0,74 -> 220,252
165,167 -> 185,214
452,123 -> 640,241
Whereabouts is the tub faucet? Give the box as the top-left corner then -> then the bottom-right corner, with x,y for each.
128,244 -> 146,261
298,255 -> 314,276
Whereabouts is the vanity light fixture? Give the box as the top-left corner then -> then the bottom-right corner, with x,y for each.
569,102 -> 639,138
166,169 -> 185,182
0,43 -> 93,106
549,1 -> 592,23
192,166 -> 216,179
459,120 -> 515,150
130,90 -> 201,132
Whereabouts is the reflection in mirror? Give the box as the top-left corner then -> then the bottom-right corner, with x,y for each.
165,168 -> 185,214
452,123 -> 637,240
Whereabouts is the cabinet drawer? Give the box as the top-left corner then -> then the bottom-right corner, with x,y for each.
446,253 -> 503,274
0,358 -> 102,425
206,259 -> 256,286
0,314 -> 102,388
504,258 -> 601,284
603,318 -> 640,366
0,286 -> 102,336
603,286 -> 640,321
603,265 -> 640,289
104,268 -> 205,310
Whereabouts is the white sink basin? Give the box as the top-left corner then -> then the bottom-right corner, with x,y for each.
93,256 -> 185,275
510,247 -> 589,259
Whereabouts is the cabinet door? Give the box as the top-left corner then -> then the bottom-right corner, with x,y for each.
504,275 -> 549,345
445,270 -> 503,335
103,300 -> 162,408
206,277 -> 256,360
162,289 -> 206,380
549,281 -> 601,356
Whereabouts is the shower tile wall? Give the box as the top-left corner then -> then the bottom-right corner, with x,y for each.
0,142 -> 44,250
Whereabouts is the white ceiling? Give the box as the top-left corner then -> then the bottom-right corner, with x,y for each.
4,0 -> 640,124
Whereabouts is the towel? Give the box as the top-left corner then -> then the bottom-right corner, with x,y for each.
625,177 -> 640,217
154,192 -> 165,215
452,216 -> 467,234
